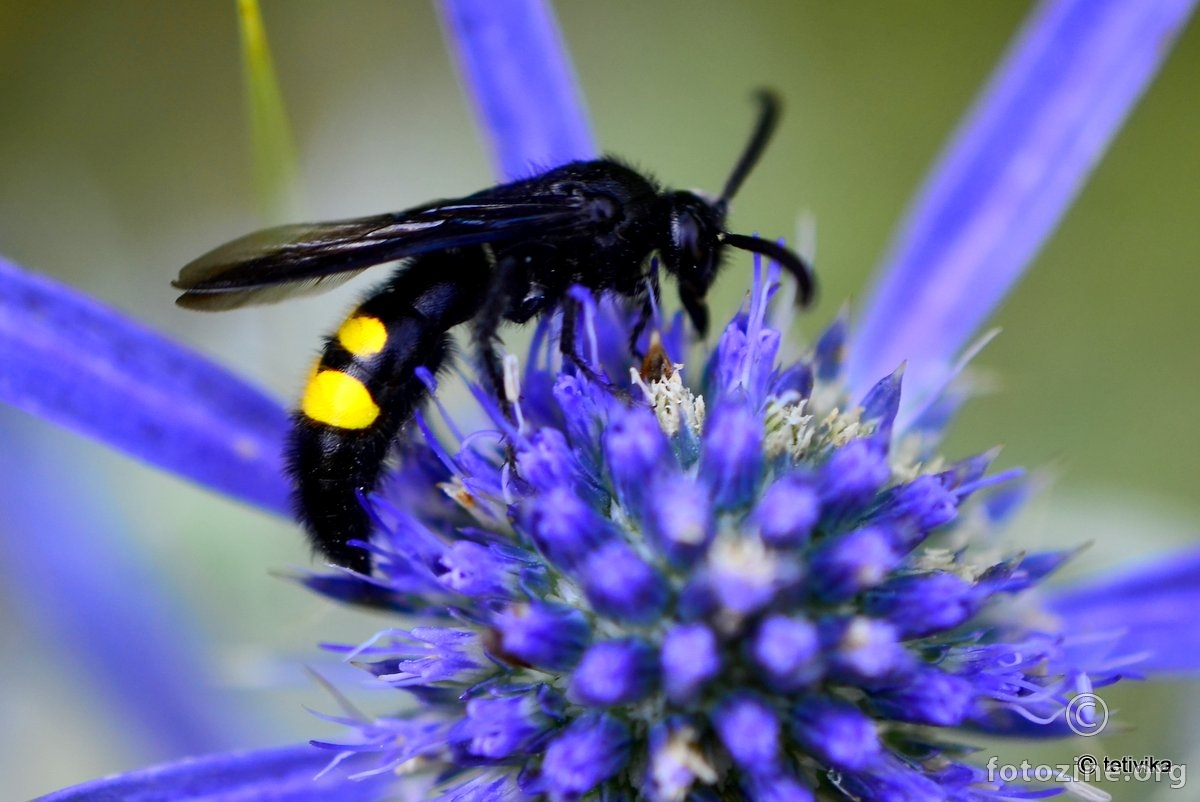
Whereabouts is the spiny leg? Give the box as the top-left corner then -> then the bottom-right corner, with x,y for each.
628,268 -> 661,360
560,294 -> 634,404
470,254 -> 521,424
560,295 -> 604,384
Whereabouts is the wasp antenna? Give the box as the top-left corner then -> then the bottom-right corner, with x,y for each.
723,232 -> 815,307
719,90 -> 782,208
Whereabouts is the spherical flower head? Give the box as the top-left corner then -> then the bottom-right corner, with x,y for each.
307,262 -> 1111,801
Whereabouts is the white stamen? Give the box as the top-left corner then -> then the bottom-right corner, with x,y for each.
632,365 -> 705,437
503,353 -> 525,432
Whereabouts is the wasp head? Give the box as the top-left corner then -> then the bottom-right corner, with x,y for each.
660,191 -> 728,337
658,91 -> 815,338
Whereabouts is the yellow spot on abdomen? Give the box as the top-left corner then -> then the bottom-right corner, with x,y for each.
301,370 -> 380,429
336,315 -> 388,358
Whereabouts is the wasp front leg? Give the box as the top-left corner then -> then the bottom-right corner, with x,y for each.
560,296 -> 599,381
628,268 -> 661,360
560,296 -> 635,406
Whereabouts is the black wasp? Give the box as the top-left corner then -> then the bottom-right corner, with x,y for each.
175,90 -> 815,574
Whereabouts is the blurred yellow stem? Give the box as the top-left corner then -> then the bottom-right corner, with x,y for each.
238,0 -> 301,221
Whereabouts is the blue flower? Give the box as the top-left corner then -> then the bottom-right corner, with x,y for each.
286,266 -> 1137,799
10,0 -> 1200,800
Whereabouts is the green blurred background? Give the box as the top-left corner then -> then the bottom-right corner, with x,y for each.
2,1 -> 1197,798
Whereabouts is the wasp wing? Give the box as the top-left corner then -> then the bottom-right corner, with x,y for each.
174,199 -> 588,311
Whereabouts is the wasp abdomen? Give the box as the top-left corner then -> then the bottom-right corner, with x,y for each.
287,253 -> 489,572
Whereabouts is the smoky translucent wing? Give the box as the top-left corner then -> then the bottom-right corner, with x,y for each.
173,199 -> 589,310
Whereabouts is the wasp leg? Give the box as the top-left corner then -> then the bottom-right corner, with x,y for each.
627,269 -> 661,360
560,295 -> 599,383
470,254 -> 526,425
560,296 -> 634,407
